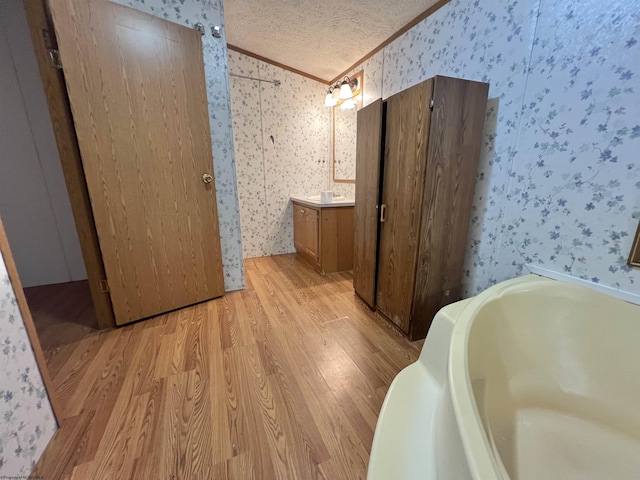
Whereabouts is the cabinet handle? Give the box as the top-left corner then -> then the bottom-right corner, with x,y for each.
380,204 -> 387,223
300,209 -> 305,213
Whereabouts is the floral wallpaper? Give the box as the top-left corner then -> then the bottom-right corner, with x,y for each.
498,0 -> 640,290
376,0 -> 539,295
0,253 -> 56,475
333,0 -> 639,295
228,50 -> 331,258
228,54 -> 269,258
114,0 -> 245,290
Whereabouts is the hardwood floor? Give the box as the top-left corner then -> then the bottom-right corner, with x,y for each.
33,254 -> 422,479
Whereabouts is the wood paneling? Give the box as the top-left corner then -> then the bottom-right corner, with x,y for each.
22,0 -> 115,329
376,80 -> 434,332
410,76 -> 489,339
32,255 -> 422,479
353,99 -> 384,307
48,0 -> 225,324
0,215 -> 61,423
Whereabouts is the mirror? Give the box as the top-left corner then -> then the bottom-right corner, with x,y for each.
333,106 -> 358,182
332,71 -> 363,184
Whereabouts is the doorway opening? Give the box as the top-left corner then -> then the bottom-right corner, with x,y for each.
0,0 -> 112,425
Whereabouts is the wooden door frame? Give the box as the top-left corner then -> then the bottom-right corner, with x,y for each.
22,0 -> 115,329
0,216 -> 61,424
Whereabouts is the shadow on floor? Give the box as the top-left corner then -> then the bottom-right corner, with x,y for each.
24,280 -> 102,355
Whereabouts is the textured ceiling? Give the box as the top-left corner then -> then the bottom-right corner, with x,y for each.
223,0 -> 442,82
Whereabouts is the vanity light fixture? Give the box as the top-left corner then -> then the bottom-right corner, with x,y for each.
324,74 -> 361,107
324,86 -> 338,107
339,77 -> 355,99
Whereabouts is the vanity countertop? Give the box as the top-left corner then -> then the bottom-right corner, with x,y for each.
290,195 -> 355,208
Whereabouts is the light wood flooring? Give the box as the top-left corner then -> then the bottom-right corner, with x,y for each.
32,254 -> 422,479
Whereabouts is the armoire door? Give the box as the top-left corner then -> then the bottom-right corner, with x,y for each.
376,80 -> 433,332
410,76 -> 489,339
48,0 -> 225,324
353,99 -> 384,307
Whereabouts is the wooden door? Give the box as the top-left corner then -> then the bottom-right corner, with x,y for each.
353,99 -> 383,307
305,208 -> 320,260
293,204 -> 306,252
410,76 -> 489,339
320,207 -> 354,273
376,80 -> 433,332
48,0 -> 225,324
22,0 -> 115,329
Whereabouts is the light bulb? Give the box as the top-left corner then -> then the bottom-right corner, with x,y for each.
338,82 -> 354,100
324,92 -> 337,107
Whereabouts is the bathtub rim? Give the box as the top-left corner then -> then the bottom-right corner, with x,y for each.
448,273 -> 640,480
448,274 -> 559,480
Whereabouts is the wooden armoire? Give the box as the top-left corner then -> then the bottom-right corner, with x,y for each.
353,76 -> 489,340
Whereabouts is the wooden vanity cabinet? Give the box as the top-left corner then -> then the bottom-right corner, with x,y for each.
293,204 -> 320,265
293,202 -> 354,273
353,75 -> 489,340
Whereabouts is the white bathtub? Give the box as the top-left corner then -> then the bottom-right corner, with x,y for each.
368,274 -> 640,480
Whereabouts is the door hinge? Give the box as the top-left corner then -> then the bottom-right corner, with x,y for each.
42,28 -> 62,69
48,49 -> 62,69
429,98 -> 434,110
99,279 -> 110,293
194,22 -> 205,35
